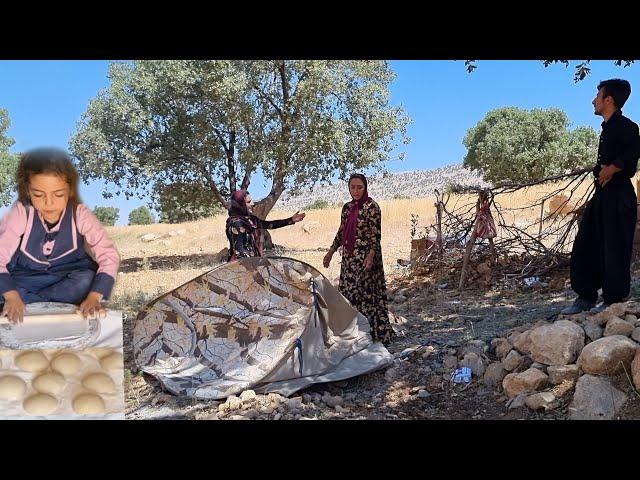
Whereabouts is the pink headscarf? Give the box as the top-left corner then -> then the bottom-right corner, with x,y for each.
226,189 -> 264,256
342,173 -> 371,255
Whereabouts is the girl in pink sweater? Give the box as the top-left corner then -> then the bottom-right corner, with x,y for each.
0,148 -> 120,324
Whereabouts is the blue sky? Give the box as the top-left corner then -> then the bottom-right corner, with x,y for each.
1,60 -> 639,224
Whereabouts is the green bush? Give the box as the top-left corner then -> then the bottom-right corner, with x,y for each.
128,206 -> 155,225
93,206 -> 119,226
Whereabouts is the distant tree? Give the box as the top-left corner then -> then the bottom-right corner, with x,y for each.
93,206 -> 119,226
128,206 -> 155,225
0,108 -> 19,206
463,107 -> 598,184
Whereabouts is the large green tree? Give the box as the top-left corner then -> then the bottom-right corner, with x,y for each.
70,60 -> 410,219
463,107 -> 598,184
0,109 -> 19,206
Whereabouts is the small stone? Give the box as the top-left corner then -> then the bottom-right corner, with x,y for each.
583,320 -> 604,342
285,396 -> 304,411
239,390 -> 257,403
229,415 -> 247,420
492,338 -> 513,360
502,368 -> 548,398
507,394 -> 527,409
226,395 -> 242,411
525,391 -> 558,411
460,352 -> 486,377
530,362 -> 547,372
417,390 -> 431,398
547,365 -> 579,385
385,367 -> 399,382
503,350 -> 523,372
603,317 -> 635,337
322,394 -> 343,408
243,408 -> 259,419
483,362 -> 506,388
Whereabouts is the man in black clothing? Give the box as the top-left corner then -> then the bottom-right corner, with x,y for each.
562,79 -> 640,315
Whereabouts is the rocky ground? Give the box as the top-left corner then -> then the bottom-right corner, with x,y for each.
122,253 -> 640,421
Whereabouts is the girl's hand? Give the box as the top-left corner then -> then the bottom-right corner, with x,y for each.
1,290 -> 26,325
78,291 -> 107,320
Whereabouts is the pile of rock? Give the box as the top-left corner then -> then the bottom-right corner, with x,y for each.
196,389 -> 353,420
481,302 -> 640,419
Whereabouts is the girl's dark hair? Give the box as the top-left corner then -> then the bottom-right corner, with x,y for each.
15,148 -> 82,205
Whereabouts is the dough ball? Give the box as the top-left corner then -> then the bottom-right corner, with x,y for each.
32,372 -> 66,395
23,393 -> 58,415
82,372 -> 116,394
100,352 -> 123,370
0,375 -> 27,399
15,351 -> 49,372
51,352 -> 81,375
72,393 -> 106,415
86,347 -> 114,359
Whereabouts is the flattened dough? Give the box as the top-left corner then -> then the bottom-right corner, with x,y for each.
51,352 -> 81,375
73,393 -> 106,414
0,375 -> 27,399
32,372 -> 66,395
23,393 -> 58,415
100,352 -> 123,370
15,351 -> 49,372
82,372 -> 116,394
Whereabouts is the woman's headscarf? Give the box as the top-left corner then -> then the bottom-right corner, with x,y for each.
226,189 -> 264,256
342,173 -> 372,254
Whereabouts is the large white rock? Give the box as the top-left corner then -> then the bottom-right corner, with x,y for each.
529,320 -> 585,366
577,335 -> 638,375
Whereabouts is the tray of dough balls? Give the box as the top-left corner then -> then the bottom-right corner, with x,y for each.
0,310 -> 125,419
0,347 -> 124,419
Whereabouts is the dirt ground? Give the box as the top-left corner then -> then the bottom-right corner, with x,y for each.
108,191 -> 640,420
121,241 -> 640,420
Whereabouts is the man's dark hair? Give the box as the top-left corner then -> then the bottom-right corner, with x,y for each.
598,78 -> 632,109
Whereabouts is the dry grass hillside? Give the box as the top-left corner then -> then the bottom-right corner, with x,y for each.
108,172 -> 640,309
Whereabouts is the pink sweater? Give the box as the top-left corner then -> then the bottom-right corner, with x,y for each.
0,202 -> 120,297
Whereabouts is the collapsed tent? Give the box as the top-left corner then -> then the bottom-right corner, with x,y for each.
133,256 -> 393,399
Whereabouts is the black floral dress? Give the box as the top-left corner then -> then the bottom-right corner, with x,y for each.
331,200 -> 394,345
226,216 -> 293,261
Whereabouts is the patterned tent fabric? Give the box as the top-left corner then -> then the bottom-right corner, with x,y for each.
133,257 -> 392,399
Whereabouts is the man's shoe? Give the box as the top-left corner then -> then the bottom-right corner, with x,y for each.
590,302 -> 612,314
560,298 -> 596,315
